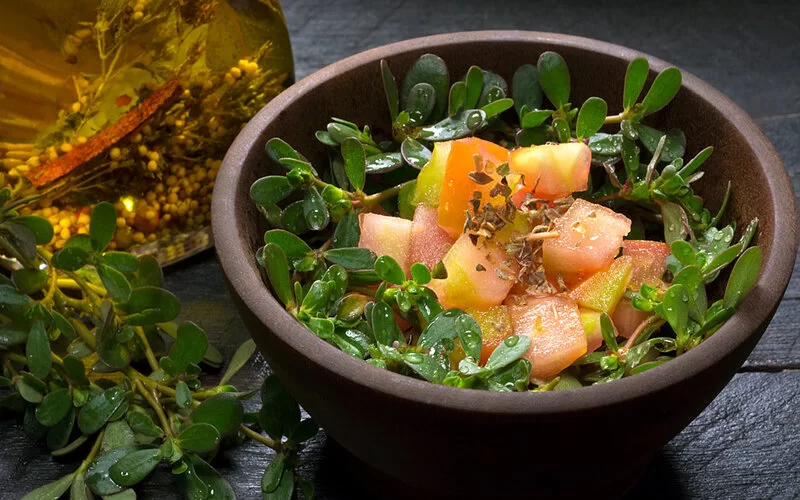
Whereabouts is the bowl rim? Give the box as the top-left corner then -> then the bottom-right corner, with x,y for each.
212,30 -> 799,415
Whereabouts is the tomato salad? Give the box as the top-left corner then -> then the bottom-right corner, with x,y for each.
250,52 -> 761,391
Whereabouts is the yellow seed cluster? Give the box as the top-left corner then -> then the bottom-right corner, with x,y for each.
0,17 -> 285,264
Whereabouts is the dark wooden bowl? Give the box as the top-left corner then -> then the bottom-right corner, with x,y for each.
212,31 -> 798,498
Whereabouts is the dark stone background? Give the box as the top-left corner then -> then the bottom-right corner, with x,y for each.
2,0 -> 799,498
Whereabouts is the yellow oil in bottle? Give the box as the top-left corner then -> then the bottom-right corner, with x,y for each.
0,0 -> 293,264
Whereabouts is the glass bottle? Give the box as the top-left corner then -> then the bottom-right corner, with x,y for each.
0,0 -> 293,264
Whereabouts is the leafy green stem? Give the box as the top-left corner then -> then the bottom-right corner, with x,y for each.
239,424 -> 281,451
76,429 -> 105,474
132,375 -> 174,438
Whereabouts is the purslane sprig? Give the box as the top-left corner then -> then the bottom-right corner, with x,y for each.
0,186 -> 316,500
250,51 -> 761,392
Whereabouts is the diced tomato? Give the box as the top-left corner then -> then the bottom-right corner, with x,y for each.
542,199 -> 631,285
411,141 -> 452,207
568,255 -> 633,313
470,305 -> 514,364
579,308 -> 604,352
409,205 -> 455,270
611,298 -> 650,338
622,240 -> 671,290
508,296 -> 587,380
427,234 -> 516,310
509,142 -> 592,204
358,213 -> 412,273
437,137 -> 510,238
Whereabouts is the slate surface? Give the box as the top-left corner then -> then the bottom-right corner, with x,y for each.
2,0 -> 799,498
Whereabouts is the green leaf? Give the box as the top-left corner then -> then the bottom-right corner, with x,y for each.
220,339 -> 257,386
109,447 -> 162,487
341,137 -> 366,192
324,247 -> 376,270
512,64 -> 543,118
600,312 -> 618,352
260,243 -> 294,309
178,423 -> 221,453
419,109 -> 486,141
181,454 -> 236,500
65,234 -> 92,252
302,186 -> 329,231
362,152 -> 402,175
36,388 -> 72,426
90,202 -> 117,252
673,266 -> 707,321
78,386 -> 126,435
463,65 -> 484,109
250,176 -> 295,206
400,138 -> 432,169
481,96 -> 514,120
12,268 -> 49,295
662,284 -> 689,336
520,109 -> 552,128
588,133 -> 623,156
537,51 -> 570,108
660,202 -> 689,245
478,71 -> 508,107
60,356 -> 87,388
13,215 -> 54,245
703,243 -> 744,277
70,469 -> 92,500
448,81 -> 467,115
410,263 -> 431,285
638,125 -> 685,163
724,247 -> 762,308
290,417 -> 319,442
127,409 -> 163,438
4,222 -> 37,261
403,352 -> 447,383
485,335 -> 531,371
381,60 -> 399,121
191,394 -> 244,437
418,309 -> 461,348
135,255 -> 164,288
265,138 -> 306,164
101,252 -> 140,273
17,373 -> 46,403
405,82 -> 436,123
262,230 -> 312,263
118,286 -> 179,325
400,54 -> 449,122
553,118 -> 571,143
95,300 -> 130,370
20,473 -> 75,500
374,255 -> 405,285
623,57 -> 649,109
332,212 -> 360,249
262,452 -> 287,494
576,97 -> 608,139
98,264 -> 133,303
263,466 -> 294,500
26,319 -> 51,379
670,239 -> 696,266
370,302 -> 402,346
454,313 -> 482,360
101,490 -> 136,500
101,420 -> 136,454
175,381 -> 192,409
642,67 -> 682,116
259,375 -> 301,440
171,322 -> 208,373
85,444 -> 140,495
52,247 -> 90,271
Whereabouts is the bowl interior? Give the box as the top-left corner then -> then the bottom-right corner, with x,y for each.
214,31 -> 797,414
